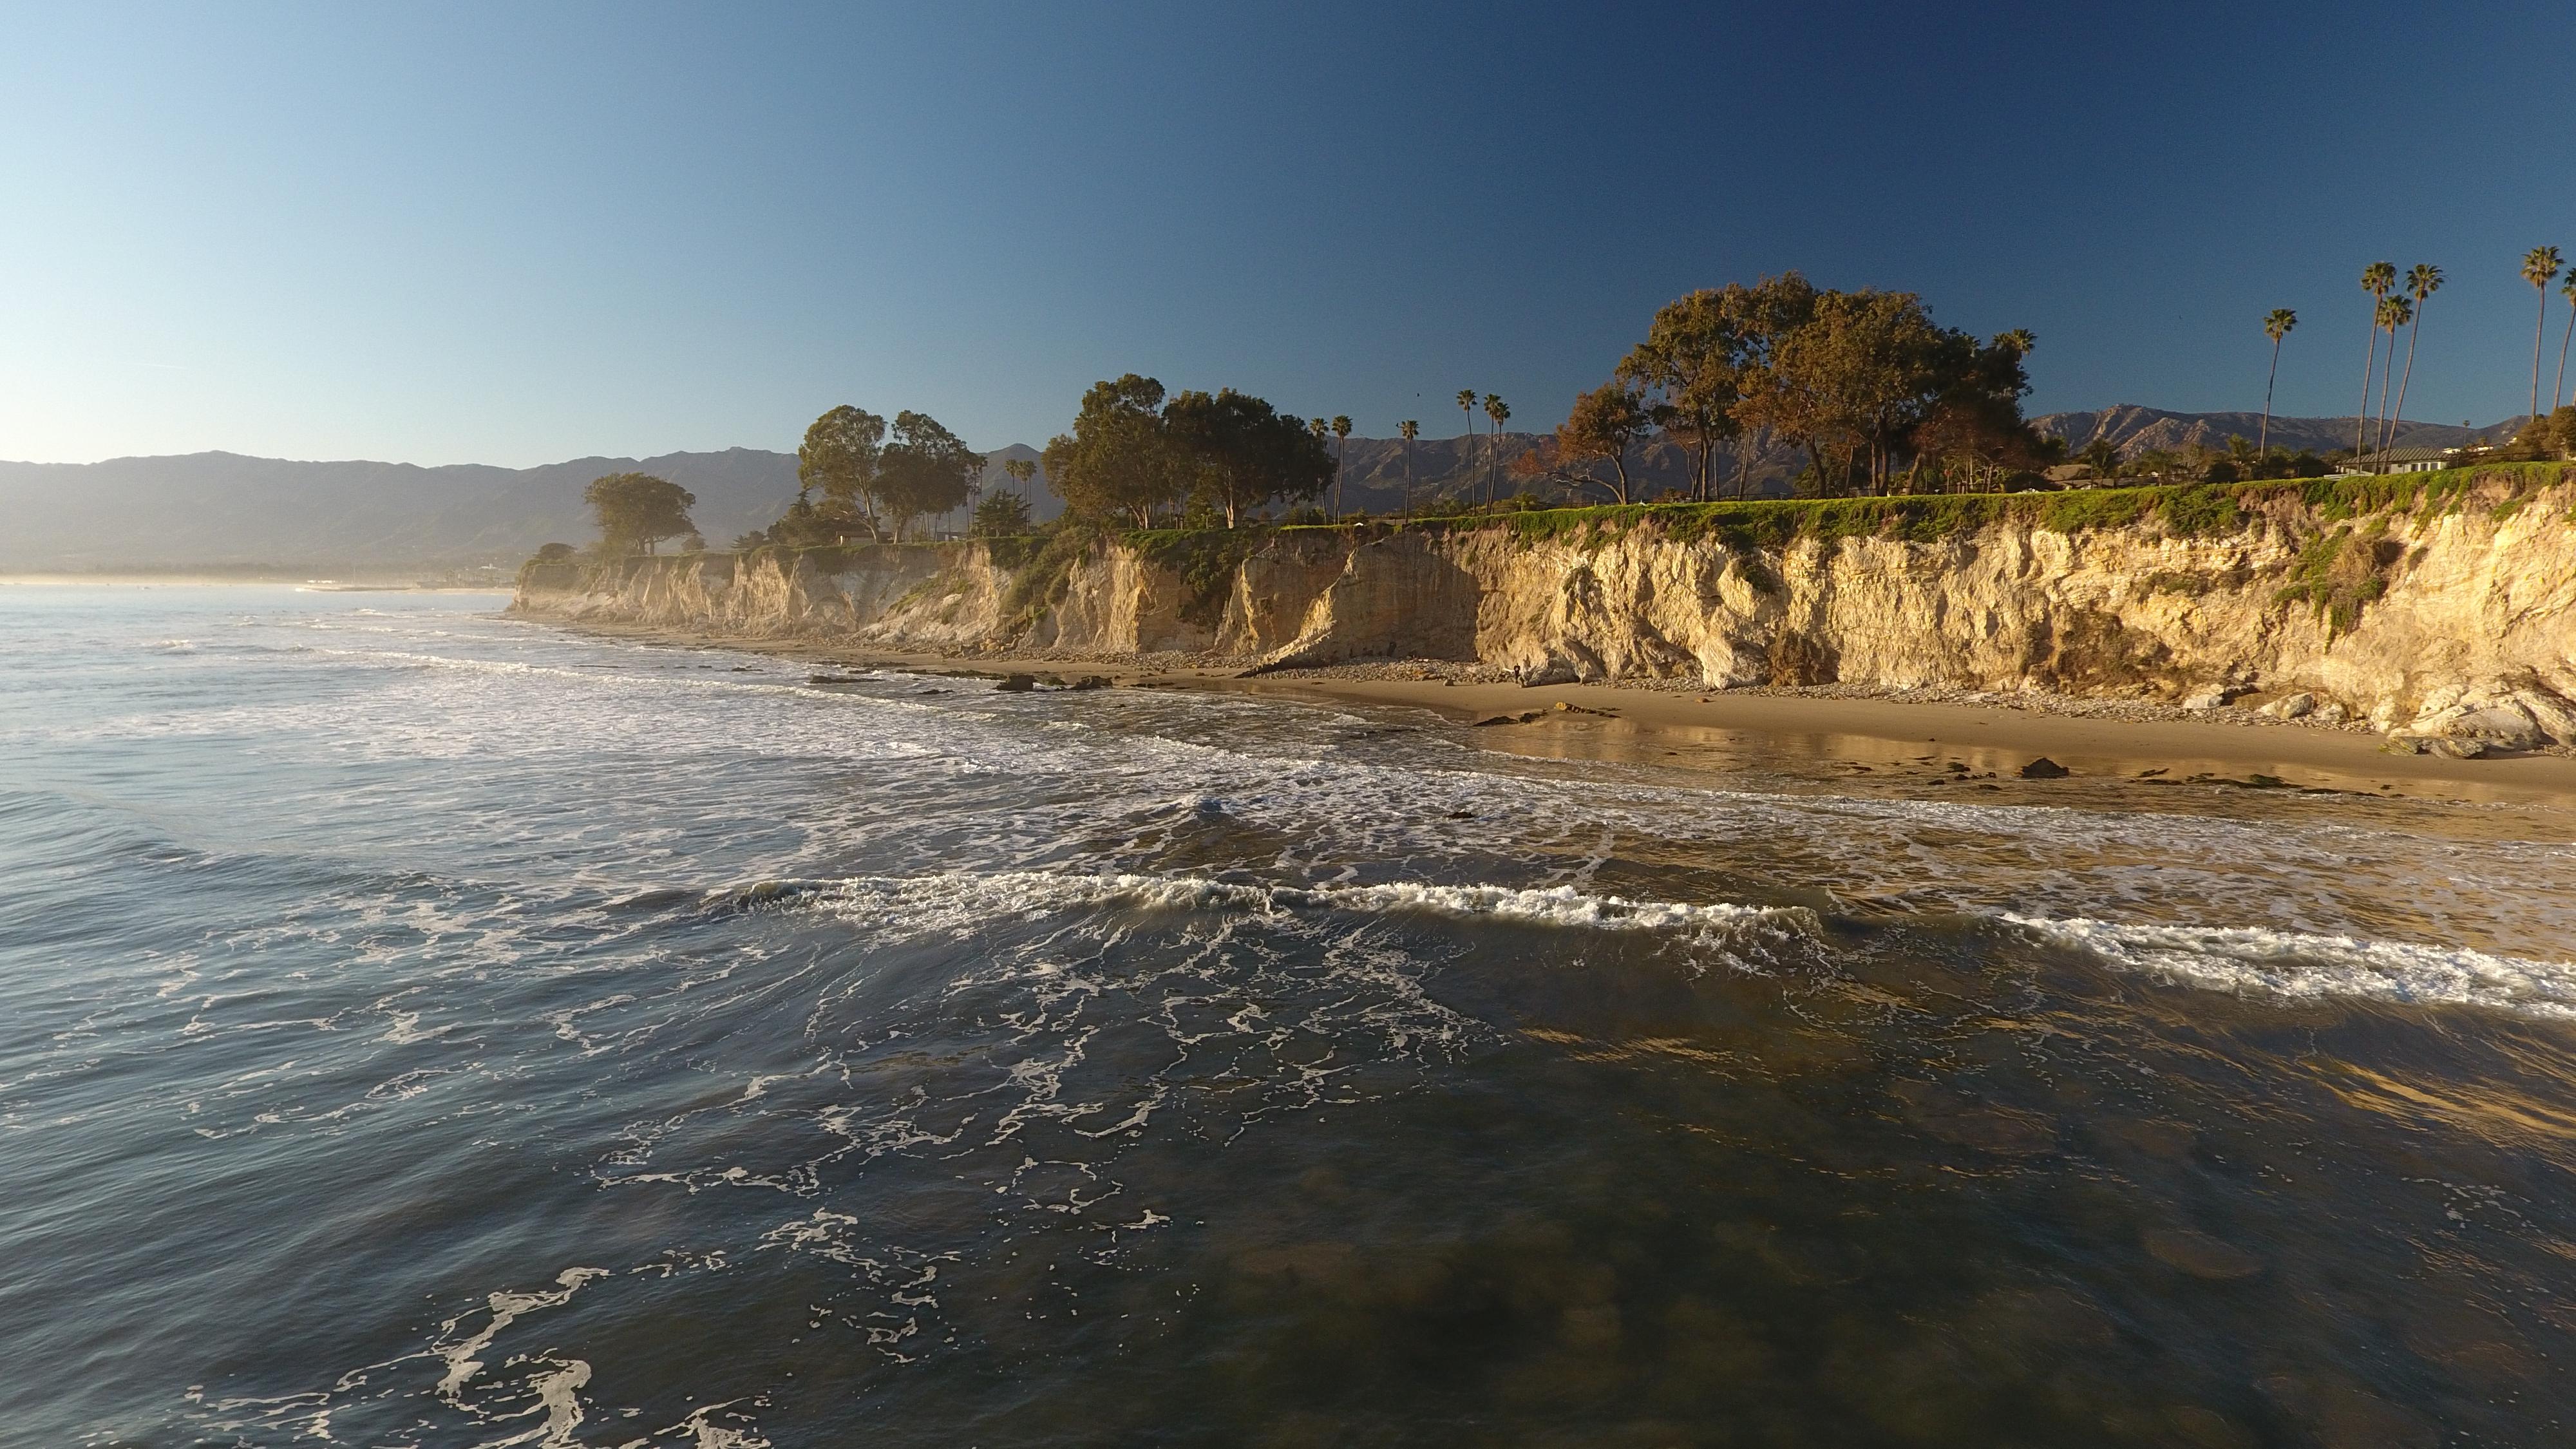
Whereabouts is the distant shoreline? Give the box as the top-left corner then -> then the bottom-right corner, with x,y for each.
0,575 -> 513,591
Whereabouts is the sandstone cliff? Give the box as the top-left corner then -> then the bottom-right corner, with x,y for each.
512,469 -> 2576,751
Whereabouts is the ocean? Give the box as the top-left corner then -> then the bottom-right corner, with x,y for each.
4,584 -> 2573,1446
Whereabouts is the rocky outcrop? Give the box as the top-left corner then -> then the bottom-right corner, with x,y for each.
512,471 -> 2576,750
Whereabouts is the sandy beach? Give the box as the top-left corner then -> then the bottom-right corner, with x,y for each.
538,618 -> 2576,808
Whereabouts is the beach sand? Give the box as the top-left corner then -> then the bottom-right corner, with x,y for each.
539,620 -> 2576,809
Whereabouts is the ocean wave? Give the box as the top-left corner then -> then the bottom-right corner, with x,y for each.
811,869 -> 1815,949
2005,914 -> 2576,1020
806,869 -> 2576,1021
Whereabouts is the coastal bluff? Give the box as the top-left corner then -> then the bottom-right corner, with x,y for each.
512,468 -> 2576,752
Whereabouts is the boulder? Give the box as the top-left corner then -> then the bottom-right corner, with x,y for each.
2018,757 -> 2070,779
994,673 -> 1037,692
2259,692 -> 2316,719
2181,687 -> 2231,711
2512,688 -> 2576,746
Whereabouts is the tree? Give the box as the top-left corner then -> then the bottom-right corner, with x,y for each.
1616,288 -> 1758,501
583,472 -> 697,555
2556,274 -> 2576,413
876,410 -> 983,540
2259,308 -> 2297,457
1699,272 -> 1820,497
1455,388 -> 1478,498
1524,380 -> 1656,502
1043,374 -> 1186,527
1482,394 -> 1509,502
797,405 -> 887,541
1398,419 -> 1419,511
2525,245 -> 2564,424
1327,415 -> 1353,514
2354,261 -> 2394,464
1908,328 -> 2038,493
2079,437 -> 2120,477
1164,389 -> 1334,527
1003,456 -> 1037,498
1736,287 -> 1958,495
972,489 -> 1031,536
2384,266 -> 2440,462
730,529 -> 769,551
2369,294 -> 2412,469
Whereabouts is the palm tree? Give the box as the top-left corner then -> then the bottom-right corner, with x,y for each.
2555,272 -> 2576,413
2369,294 -> 2412,469
1329,415 -> 1352,514
2384,265 -> 2441,462
1455,389 -> 1477,504
1003,456 -> 1036,500
2524,246 -> 2564,424
2259,308 -> 2297,457
1398,419 -> 1419,513
2355,261 -> 2395,463
1482,393 -> 1508,503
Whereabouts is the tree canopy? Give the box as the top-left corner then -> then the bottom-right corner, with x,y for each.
797,405 -> 887,539
1042,375 -> 1325,527
1043,374 -> 1186,527
583,472 -> 697,554
1163,388 -> 1334,527
876,410 -> 985,539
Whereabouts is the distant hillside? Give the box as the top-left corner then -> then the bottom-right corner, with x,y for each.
2030,405 -> 2526,459
8,408 -> 2540,571
0,444 -> 1047,573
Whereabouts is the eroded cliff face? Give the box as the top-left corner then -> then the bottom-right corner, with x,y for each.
512,475 -> 2576,748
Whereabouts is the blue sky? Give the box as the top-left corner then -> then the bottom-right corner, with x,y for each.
5,1 -> 2573,465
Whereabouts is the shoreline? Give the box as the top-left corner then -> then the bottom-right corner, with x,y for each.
521,616 -> 2576,808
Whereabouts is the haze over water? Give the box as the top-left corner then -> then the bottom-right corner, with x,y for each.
6,586 -> 2575,1446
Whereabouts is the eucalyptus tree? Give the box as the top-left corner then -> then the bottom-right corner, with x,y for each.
1482,394 -> 1509,502
2385,266 -> 2441,460
877,411 -> 985,540
798,404 -> 889,540
1164,390 -> 1335,527
1524,381 -> 1654,502
1398,419 -> 1419,511
1043,374 -> 1186,527
583,472 -> 697,556
2259,308 -> 2297,457
2526,247 -> 2565,422
1617,287 -> 1754,500
2354,262 -> 2395,462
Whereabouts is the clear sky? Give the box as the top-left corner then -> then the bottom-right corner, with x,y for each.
6,1 -> 2573,466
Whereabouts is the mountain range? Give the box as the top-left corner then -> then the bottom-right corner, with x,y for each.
0,410 -> 2534,573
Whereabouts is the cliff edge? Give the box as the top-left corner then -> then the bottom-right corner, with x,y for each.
512,468 -> 2576,753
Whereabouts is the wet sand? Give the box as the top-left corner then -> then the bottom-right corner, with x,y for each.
532,619 -> 2576,808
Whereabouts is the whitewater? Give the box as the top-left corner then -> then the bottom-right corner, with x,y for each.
3,584 -> 2572,1445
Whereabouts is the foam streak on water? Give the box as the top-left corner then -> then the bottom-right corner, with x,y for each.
5,585 -> 2575,1446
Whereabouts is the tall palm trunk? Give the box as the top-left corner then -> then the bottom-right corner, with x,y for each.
2535,285 -> 2552,424
2259,337 -> 2282,456
2389,311 -> 2426,462
2555,305 -> 2574,413
2356,318 -> 2380,464
2371,321 -> 2399,468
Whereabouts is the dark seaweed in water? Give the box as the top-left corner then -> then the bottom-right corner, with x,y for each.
1,587 -> 2573,1446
